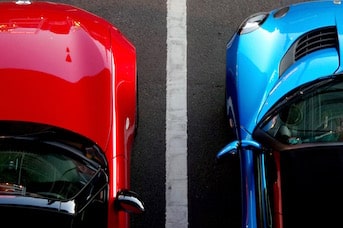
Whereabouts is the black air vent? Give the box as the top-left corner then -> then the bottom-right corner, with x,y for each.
279,26 -> 338,76
295,27 -> 338,61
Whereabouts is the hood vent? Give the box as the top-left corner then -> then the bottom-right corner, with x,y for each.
279,26 -> 338,76
295,27 -> 338,61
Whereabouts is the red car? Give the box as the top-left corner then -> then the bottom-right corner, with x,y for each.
0,1 -> 144,227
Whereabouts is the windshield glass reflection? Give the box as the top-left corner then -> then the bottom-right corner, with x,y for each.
0,140 -> 97,200
262,78 -> 343,144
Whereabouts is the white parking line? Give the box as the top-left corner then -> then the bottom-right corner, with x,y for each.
166,0 -> 188,227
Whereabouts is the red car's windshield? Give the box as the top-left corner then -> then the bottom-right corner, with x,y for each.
0,128 -> 109,228
0,144 -> 97,200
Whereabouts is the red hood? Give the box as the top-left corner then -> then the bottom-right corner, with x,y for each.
0,2 -> 116,150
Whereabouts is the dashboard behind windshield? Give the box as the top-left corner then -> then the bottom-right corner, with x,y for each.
0,138 -> 97,200
262,77 -> 343,145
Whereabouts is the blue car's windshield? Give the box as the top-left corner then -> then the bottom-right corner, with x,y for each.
255,76 -> 343,227
262,77 -> 343,144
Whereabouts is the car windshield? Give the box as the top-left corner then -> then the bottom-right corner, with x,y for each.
0,138 -> 97,200
255,77 -> 343,227
262,77 -> 343,144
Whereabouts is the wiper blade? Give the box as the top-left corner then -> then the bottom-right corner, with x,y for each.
0,130 -> 56,139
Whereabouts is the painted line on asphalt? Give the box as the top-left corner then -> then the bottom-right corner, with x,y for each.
166,0 -> 188,227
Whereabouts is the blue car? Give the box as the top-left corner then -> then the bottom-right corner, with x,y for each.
218,0 -> 343,227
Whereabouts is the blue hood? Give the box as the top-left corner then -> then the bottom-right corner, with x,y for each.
230,0 -> 343,136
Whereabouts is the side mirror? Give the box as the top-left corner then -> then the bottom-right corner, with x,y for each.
217,140 -> 240,158
217,139 -> 261,159
114,190 -> 145,214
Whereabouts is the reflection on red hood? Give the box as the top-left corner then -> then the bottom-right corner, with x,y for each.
0,1 -> 117,149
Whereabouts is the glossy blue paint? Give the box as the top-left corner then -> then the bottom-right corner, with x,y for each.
221,1 -> 343,227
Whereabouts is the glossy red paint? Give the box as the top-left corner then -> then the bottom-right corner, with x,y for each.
0,1 -> 138,227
